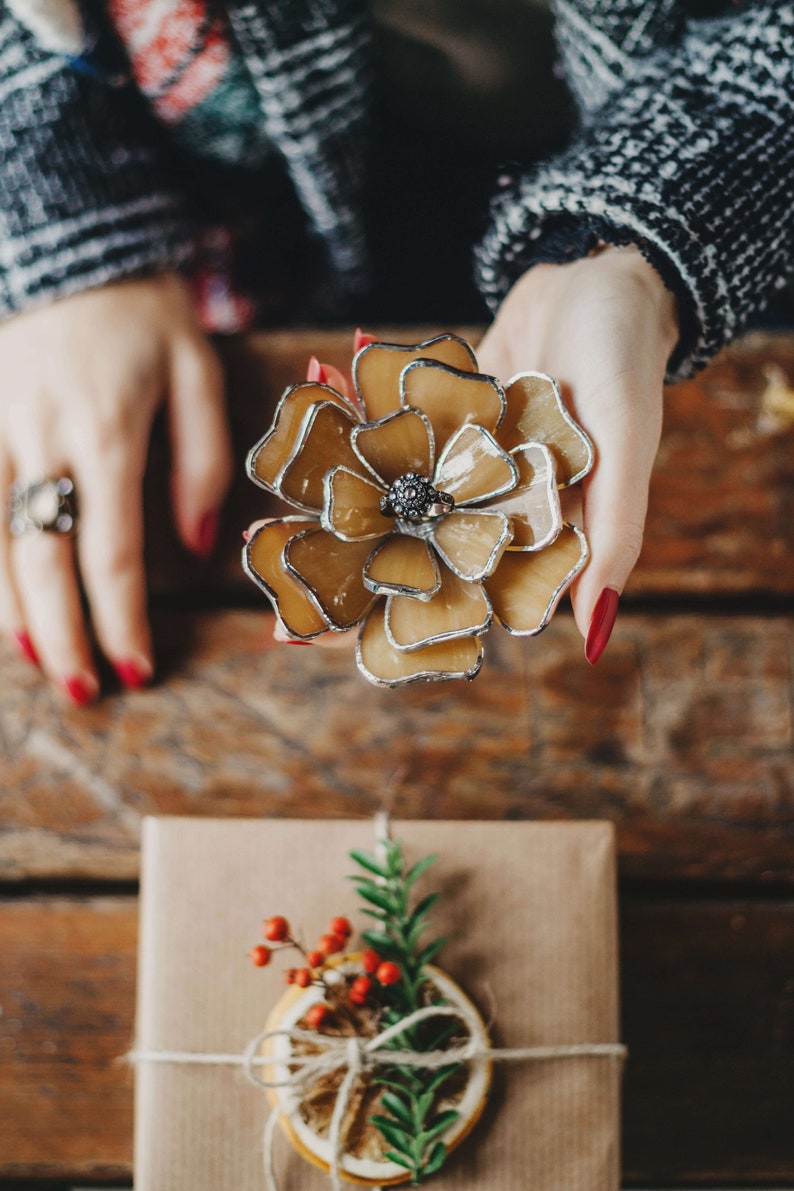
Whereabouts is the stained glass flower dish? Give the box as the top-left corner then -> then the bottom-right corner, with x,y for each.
243,333 -> 593,687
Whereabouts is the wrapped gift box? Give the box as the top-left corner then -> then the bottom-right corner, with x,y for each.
134,817 -> 621,1188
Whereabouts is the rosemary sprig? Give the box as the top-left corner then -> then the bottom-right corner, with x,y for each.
349,839 -> 462,1184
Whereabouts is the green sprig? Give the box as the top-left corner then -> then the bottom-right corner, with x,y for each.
348,839 -> 462,1184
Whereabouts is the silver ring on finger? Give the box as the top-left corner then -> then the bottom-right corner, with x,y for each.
8,476 -> 77,537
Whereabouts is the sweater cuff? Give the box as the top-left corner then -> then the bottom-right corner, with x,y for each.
494,211 -> 698,379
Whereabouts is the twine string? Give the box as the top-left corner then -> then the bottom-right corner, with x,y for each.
129,1002 -> 626,1190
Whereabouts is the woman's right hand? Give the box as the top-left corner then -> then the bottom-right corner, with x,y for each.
0,272 -> 232,703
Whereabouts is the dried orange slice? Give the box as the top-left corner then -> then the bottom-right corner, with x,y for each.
263,955 -> 491,1185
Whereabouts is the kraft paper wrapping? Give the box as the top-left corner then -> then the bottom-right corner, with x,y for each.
134,817 -> 621,1189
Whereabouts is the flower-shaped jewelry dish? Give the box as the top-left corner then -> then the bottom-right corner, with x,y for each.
244,333 -> 594,687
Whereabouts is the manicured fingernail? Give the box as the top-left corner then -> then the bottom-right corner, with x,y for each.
585,588 -> 620,665
285,639 -> 311,646
353,328 -> 377,353
306,356 -> 328,384
14,631 -> 39,667
62,675 -> 98,706
196,510 -> 219,560
242,529 -> 251,543
113,659 -> 152,690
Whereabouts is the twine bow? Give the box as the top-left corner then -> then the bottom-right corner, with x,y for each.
130,999 -> 626,1191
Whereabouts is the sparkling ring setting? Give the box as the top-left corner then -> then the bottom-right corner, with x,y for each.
8,477 -> 77,537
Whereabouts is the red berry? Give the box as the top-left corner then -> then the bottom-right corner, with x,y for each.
294,968 -> 312,988
285,969 -> 297,984
361,949 -> 381,974
307,950 -> 325,969
306,1003 -> 329,1029
263,916 -> 290,942
376,961 -> 402,986
318,933 -> 345,956
329,916 -> 352,939
349,975 -> 373,1005
249,945 -> 271,967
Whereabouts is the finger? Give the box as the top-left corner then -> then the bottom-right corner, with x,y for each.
74,435 -> 153,689
569,383 -> 663,663
168,338 -> 232,559
0,452 -> 38,664
12,518 -> 99,704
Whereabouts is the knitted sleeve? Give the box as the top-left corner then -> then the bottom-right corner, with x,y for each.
0,3 -> 194,319
475,1 -> 794,381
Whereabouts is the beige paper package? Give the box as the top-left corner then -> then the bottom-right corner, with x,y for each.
134,817 -> 621,1189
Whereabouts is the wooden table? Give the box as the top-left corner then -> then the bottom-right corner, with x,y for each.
1,329 -> 793,1188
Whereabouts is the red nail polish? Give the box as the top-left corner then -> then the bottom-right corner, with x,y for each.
14,631 -> 39,667
285,639 -> 311,646
353,328 -> 377,353
585,588 -> 620,665
197,510 -> 219,560
62,676 -> 96,706
113,660 -> 151,690
306,356 -> 328,384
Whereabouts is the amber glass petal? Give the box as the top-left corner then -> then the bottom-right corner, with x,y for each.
434,424 -> 518,505
431,510 -> 511,581
278,402 -> 361,513
247,382 -> 357,493
321,467 -> 391,541
351,408 -> 435,487
500,373 -> 594,486
284,526 -> 378,630
486,523 -> 588,635
385,563 -> 491,652
357,603 -> 483,686
353,334 -> 477,422
489,443 -> 563,550
243,518 -> 330,639
363,534 -> 441,599
401,360 -> 505,457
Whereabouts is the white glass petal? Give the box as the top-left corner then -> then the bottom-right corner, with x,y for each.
434,424 -> 518,505
489,443 -> 563,551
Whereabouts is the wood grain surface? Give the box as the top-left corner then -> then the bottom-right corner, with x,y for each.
1,610 -> 792,884
2,329 -> 793,1187
144,330 -> 794,598
2,896 -> 793,1183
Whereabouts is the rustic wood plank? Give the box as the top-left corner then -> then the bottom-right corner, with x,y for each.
145,330 -> 794,597
1,611 -> 792,883
2,897 -> 793,1182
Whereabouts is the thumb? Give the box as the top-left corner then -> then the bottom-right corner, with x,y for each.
168,337 -> 233,558
569,384 -> 663,664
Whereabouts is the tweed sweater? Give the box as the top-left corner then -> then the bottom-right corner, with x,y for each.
475,0 -> 794,379
0,0 -> 370,316
0,0 -> 792,380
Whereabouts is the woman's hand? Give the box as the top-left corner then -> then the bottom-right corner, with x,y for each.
477,244 -> 679,662
0,273 -> 232,701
